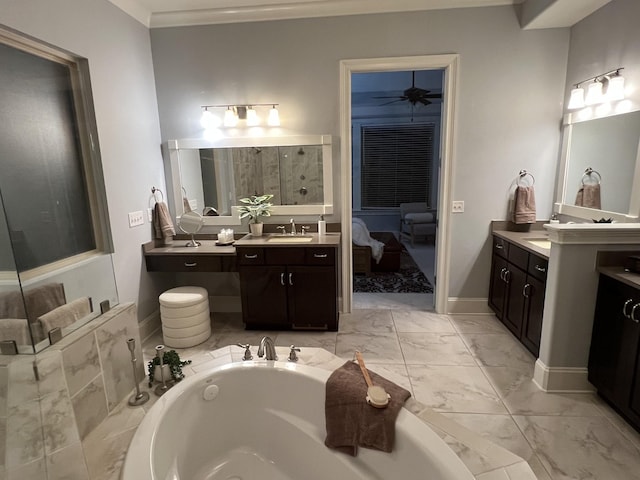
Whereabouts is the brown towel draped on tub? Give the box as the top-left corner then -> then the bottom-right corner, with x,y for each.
325,360 -> 411,456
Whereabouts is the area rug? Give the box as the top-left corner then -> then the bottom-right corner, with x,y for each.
353,249 -> 433,293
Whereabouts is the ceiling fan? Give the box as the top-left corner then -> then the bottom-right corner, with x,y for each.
374,71 -> 442,106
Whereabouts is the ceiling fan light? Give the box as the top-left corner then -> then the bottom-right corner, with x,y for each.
567,87 -> 585,110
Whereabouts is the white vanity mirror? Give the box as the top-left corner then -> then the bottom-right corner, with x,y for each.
164,135 -> 334,226
556,107 -> 640,222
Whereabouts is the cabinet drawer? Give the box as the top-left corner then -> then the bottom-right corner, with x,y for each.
493,236 -> 509,259
265,248 -> 306,265
237,248 -> 265,265
508,243 -> 529,270
528,254 -> 548,281
145,255 -> 221,272
305,248 -> 335,265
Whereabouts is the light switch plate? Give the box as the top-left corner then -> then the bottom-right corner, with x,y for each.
128,211 -> 144,227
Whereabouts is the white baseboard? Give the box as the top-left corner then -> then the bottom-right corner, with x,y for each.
533,359 -> 595,393
446,297 -> 493,314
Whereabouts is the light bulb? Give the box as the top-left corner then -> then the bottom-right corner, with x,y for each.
200,109 -> 220,129
567,87 -> 585,110
246,107 -> 260,126
223,107 -> 238,127
585,81 -> 603,105
267,106 -> 280,126
606,75 -> 625,101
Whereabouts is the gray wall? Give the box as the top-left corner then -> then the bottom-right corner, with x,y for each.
151,6 -> 569,299
0,0 -> 167,321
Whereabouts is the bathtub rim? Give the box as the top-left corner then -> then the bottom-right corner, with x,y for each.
122,360 -> 475,480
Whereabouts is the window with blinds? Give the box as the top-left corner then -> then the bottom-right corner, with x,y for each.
360,123 -> 435,209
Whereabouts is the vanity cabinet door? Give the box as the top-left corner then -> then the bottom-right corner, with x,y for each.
239,266 -> 289,328
521,275 -> 544,357
503,265 -> 527,338
588,275 -> 640,413
489,255 -> 509,317
287,265 -> 337,331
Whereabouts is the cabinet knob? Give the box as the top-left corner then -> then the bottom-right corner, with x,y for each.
289,272 -> 294,286
623,298 -> 634,319
495,244 -> 504,249
500,267 -> 506,281
504,269 -> 511,284
244,254 -> 258,259
534,264 -> 546,273
280,273 -> 285,286
184,262 -> 197,267
522,283 -> 531,298
313,253 -> 328,258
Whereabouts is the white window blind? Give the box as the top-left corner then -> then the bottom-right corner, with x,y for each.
361,123 -> 435,209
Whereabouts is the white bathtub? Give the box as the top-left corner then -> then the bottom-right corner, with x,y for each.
122,361 -> 475,480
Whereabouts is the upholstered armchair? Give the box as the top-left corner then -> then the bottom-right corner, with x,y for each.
399,202 -> 436,246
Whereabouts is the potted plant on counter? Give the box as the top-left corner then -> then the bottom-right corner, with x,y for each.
237,194 -> 274,236
147,349 -> 192,386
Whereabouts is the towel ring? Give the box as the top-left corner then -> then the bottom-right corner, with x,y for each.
517,170 -> 535,187
581,167 -> 602,185
151,186 -> 164,202
181,186 -> 188,196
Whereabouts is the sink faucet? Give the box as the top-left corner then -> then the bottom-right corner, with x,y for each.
290,218 -> 296,235
257,336 -> 278,360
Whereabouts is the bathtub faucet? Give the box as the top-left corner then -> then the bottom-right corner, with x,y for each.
257,336 -> 278,361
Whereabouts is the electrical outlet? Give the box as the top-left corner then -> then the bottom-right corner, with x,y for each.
128,211 -> 144,227
452,201 -> 464,213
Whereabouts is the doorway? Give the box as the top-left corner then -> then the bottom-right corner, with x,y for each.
339,55 -> 459,314
351,70 -> 442,310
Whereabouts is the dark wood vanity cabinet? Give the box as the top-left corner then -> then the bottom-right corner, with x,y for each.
237,246 -> 338,331
588,275 -> 640,428
488,235 -> 547,356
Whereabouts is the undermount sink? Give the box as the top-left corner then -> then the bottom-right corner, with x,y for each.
526,238 -> 551,249
266,235 -> 314,243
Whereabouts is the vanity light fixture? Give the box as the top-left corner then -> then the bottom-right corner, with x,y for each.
567,67 -> 625,110
200,104 -> 280,128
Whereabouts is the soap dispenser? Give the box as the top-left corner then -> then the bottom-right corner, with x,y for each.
318,215 -> 326,236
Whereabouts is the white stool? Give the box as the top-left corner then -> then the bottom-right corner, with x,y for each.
159,286 -> 211,348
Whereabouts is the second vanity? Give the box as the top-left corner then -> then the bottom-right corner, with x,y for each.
489,224 -> 550,357
143,232 -> 340,331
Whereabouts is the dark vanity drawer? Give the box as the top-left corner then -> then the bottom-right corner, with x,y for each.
305,247 -> 335,266
145,255 -> 221,272
237,248 -> 265,265
265,247 -> 306,265
528,254 -> 548,281
493,236 -> 509,259
508,243 -> 529,271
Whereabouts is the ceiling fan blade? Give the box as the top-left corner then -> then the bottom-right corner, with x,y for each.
379,99 -> 406,106
417,98 -> 432,106
372,95 -> 404,99
423,93 -> 443,99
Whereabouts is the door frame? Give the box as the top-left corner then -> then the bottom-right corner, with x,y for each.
339,54 -> 459,313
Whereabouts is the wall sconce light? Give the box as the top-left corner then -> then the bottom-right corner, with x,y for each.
567,67 -> 625,110
200,104 -> 280,128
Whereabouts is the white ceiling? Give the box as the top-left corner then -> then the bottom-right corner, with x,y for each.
107,0 -> 612,29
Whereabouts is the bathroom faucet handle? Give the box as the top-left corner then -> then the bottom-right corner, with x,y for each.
276,225 -> 286,234
236,343 -> 253,361
288,345 -> 301,362
301,225 -> 310,235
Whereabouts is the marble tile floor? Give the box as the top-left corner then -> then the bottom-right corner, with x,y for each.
73,299 -> 640,480
137,304 -> 640,480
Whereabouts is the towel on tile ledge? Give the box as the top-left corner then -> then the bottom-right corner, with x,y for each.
325,361 -> 411,456
37,297 -> 92,336
513,185 -> 536,224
